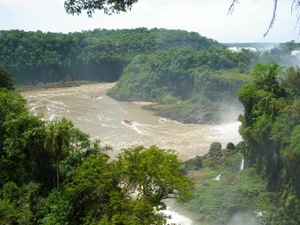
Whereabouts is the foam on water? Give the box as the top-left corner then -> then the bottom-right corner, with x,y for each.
49,114 -> 56,121
158,117 -> 167,124
132,125 -> 144,135
84,118 -> 93,123
162,207 -> 193,225
101,124 -> 117,128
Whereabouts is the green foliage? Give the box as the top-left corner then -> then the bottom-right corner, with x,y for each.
208,142 -> 222,153
181,150 -> 276,225
107,47 -> 252,123
44,118 -> 74,190
0,65 -> 14,90
0,199 -> 17,224
68,145 -> 194,224
1,182 -> 41,224
0,88 -> 194,224
38,189 -> 74,225
226,142 -> 235,150
236,63 -> 300,223
65,0 -> 139,17
161,95 -> 178,104
0,89 -> 29,187
2,114 -> 50,186
0,29 -> 219,84
280,65 -> 300,98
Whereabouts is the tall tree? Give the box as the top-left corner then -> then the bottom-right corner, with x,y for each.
0,65 -> 14,90
44,118 -> 73,190
0,89 -> 27,187
2,114 -> 52,187
69,145 -> 194,224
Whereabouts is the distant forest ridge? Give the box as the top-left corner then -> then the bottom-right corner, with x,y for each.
0,28 -> 299,86
0,28 -> 220,85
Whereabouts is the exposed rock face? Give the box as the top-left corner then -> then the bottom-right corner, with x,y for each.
182,147 -> 243,174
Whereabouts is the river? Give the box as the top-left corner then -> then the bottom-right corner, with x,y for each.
22,83 -> 242,161
22,82 -> 242,224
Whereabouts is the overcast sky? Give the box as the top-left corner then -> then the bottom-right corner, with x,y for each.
0,0 -> 299,43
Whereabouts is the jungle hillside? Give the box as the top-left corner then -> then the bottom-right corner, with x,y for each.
1,28 -> 300,224
1,29 -> 300,123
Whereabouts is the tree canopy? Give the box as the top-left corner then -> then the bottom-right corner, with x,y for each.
68,145 -> 194,224
237,63 -> 300,223
64,0 -> 138,17
0,65 -> 14,90
0,29 -> 220,85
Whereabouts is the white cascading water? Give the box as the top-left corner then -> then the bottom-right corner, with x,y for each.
163,207 -> 193,225
240,158 -> 244,170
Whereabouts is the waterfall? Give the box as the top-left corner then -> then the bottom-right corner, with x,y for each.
212,174 -> 221,180
162,199 -> 193,225
240,158 -> 244,170
163,207 -> 193,225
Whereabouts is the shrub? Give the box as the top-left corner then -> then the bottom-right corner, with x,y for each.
209,142 -> 222,153
161,95 -> 178,104
226,142 -> 235,150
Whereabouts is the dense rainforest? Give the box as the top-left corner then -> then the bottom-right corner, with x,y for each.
0,28 -> 220,84
1,28 -> 300,224
1,28 -> 299,123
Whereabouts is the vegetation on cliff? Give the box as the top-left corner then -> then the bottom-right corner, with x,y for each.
107,41 -> 300,124
174,63 -> 300,225
106,47 -> 254,123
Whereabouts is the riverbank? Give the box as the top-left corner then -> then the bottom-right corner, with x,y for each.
16,80 -> 95,92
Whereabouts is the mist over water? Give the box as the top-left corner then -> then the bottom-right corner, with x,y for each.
162,199 -> 194,225
22,83 -> 242,161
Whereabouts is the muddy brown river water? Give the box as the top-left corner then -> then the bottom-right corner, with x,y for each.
22,83 -> 242,161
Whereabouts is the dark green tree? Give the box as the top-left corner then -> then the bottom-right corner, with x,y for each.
0,65 -> 14,90
281,65 -> 300,98
68,145 -> 194,224
44,118 -> 74,190
2,114 -> 52,187
0,89 -> 28,187
237,63 -> 300,223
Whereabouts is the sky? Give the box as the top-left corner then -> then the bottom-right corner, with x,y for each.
0,0 -> 299,43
